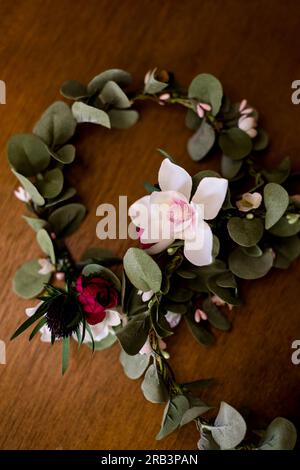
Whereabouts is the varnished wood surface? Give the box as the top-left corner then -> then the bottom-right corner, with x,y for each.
0,0 -> 300,450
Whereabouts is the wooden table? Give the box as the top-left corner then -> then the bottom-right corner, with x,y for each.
0,0 -> 300,450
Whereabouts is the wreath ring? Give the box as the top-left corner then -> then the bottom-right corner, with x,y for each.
8,68 -> 299,450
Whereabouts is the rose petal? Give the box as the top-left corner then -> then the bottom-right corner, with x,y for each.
184,221 -> 213,266
191,177 -> 228,220
158,158 -> 192,200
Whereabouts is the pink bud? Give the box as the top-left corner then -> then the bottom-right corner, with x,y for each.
196,103 -> 205,118
194,309 -> 207,323
239,99 -> 247,112
159,93 -> 170,101
200,102 -> 212,112
51,232 -> 56,240
55,272 -> 65,282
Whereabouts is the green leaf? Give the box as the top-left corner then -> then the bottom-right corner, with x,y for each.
48,203 -> 86,238
124,248 -> 162,293
208,401 -> 247,450
188,73 -> 223,115
116,313 -> 150,355
241,245 -> 263,257
100,80 -> 131,108
264,183 -> 289,229
141,364 -> 168,403
49,144 -> 76,164
62,336 -> 70,375
72,102 -> 111,128
202,298 -> 231,331
23,216 -> 48,232
180,403 -> 211,427
272,236 -> 300,269
33,101 -> 76,147
219,128 -> 252,160
12,169 -> 45,206
80,247 -> 120,266
36,168 -> 64,199
13,259 -> 51,299
207,275 -> 240,306
82,264 -> 121,291
221,154 -> 243,179
7,133 -> 50,177
185,109 -> 201,130
215,271 -> 237,288
156,395 -> 190,440
229,247 -> 273,279
185,314 -> 215,346
108,109 -> 139,129
36,229 -> 56,264
44,187 -> 76,208
269,216 -> 300,237
11,301 -> 48,340
262,157 -> 290,184
227,217 -> 264,247
144,71 -> 168,94
187,120 -> 215,161
259,417 -> 297,450
60,80 -> 88,100
29,317 -> 47,341
120,349 -> 150,379
253,128 -> 269,151
87,69 -> 132,95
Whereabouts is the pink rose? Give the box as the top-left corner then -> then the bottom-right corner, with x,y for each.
76,276 -> 119,325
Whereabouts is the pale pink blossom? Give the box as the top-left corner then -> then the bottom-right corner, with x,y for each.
129,159 -> 228,267
159,93 -> 171,101
139,337 -> 166,355
196,102 -> 212,118
38,258 -> 55,275
238,99 -> 257,138
211,295 -> 233,311
194,309 -> 207,323
165,311 -> 181,328
55,272 -> 65,281
236,192 -> 262,212
138,289 -> 154,302
14,186 -> 31,203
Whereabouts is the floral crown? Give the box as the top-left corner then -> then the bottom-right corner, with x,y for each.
7,68 -> 299,450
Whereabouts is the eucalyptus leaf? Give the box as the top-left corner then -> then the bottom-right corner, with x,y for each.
44,187 -> 76,208
202,298 -> 231,331
253,128 -> 269,151
188,73 -> 223,115
185,109 -> 201,130
144,71 -> 168,94
209,401 -> 247,450
33,101 -> 76,147
12,169 -> 45,206
7,133 -> 50,177
116,313 -> 150,355
227,217 -> 264,247
108,109 -> 139,129
264,183 -> 289,229
258,417 -> 297,450
156,395 -> 190,440
72,102 -> 111,128
120,349 -> 150,379
48,203 -> 86,238
187,120 -> 215,161
36,229 -> 56,264
50,144 -> 75,164
22,216 -> 48,232
124,247 -> 162,293
36,168 -> 64,199
269,215 -> 300,237
60,80 -> 88,100
180,404 -> 211,427
198,429 -> 220,450
82,263 -> 121,291
229,247 -> 273,279
272,236 -> 300,269
87,69 -> 132,95
13,259 -> 51,299
262,157 -> 290,184
185,315 -> 215,346
215,271 -> 237,288
221,154 -> 243,179
100,80 -> 131,108
207,275 -> 240,306
141,364 -> 168,403
241,245 -> 263,257
219,128 -> 252,160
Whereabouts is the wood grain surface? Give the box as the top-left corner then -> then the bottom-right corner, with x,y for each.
0,0 -> 300,450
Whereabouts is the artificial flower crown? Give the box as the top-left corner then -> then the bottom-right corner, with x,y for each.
7,68 -> 300,450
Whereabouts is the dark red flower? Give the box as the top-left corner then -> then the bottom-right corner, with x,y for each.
76,275 -> 118,325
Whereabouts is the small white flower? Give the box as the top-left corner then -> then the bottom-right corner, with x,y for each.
137,289 -> 154,302
14,186 -> 31,203
25,302 -> 52,342
74,309 -> 121,344
165,311 -> 181,328
236,192 -> 262,212
38,258 -> 55,275
129,158 -> 228,266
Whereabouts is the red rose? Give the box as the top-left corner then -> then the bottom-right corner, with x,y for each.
76,275 -> 119,325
